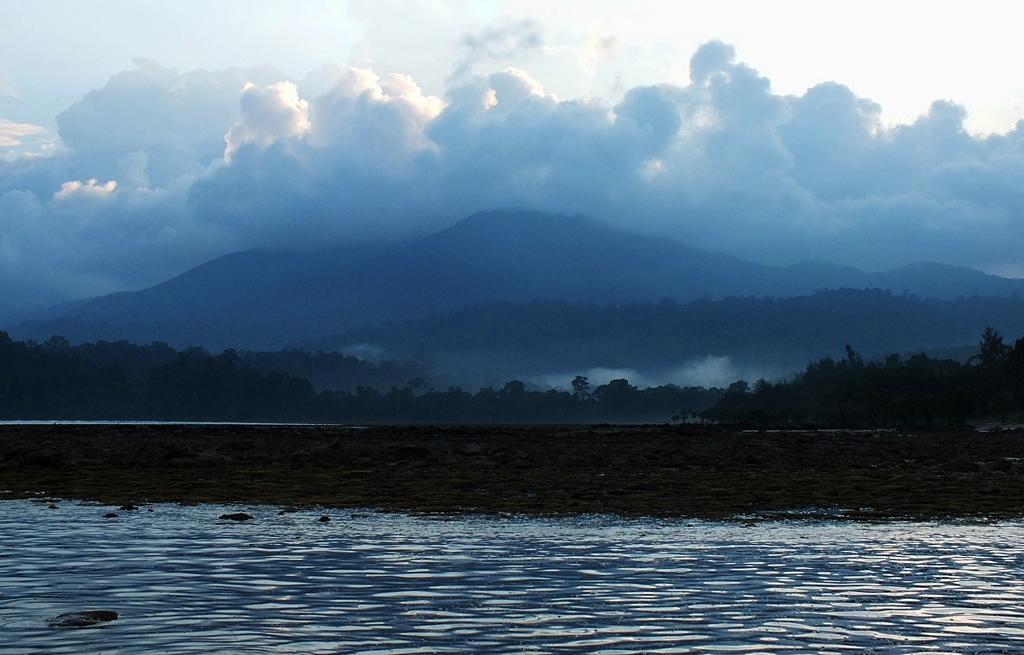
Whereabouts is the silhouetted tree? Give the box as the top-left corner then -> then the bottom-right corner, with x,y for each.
571,375 -> 591,400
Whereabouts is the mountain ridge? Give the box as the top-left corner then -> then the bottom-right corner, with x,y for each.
8,209 -> 1024,351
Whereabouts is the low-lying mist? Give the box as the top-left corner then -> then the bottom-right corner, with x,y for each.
526,356 -> 791,392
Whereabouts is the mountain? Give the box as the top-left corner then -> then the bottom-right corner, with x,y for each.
9,210 -> 1024,351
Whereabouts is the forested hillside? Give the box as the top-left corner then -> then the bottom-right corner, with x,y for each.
319,290 -> 1024,377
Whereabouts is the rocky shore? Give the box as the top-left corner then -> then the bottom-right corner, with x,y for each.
3,423 -> 1024,519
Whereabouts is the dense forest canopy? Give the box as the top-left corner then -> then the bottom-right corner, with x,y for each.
0,333 -> 719,422
1,325 -> 1023,425
704,328 -> 1024,427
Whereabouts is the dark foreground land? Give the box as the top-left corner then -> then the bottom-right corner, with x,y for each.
3,423 -> 1024,519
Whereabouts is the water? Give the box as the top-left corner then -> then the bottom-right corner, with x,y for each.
2,500 -> 1024,653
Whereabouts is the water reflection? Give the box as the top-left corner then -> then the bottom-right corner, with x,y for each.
2,500 -> 1024,653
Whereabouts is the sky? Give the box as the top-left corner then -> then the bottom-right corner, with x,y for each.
2,0 -> 1024,313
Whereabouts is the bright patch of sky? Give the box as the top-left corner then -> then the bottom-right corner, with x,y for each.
2,1 -> 1023,135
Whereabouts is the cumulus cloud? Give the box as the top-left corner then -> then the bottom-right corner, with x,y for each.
306,68 -> 442,158
54,58 -> 287,186
224,81 -> 310,160
52,178 -> 117,201
3,40 -> 1024,312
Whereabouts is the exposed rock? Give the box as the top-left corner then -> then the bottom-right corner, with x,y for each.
48,610 -> 118,628
313,446 -> 339,464
219,512 -> 254,521
277,506 -> 299,515
24,448 -> 63,467
7,423 -> 1024,520
948,457 -> 979,473
119,504 -> 139,511
0,454 -> 24,469
393,445 -> 433,461
318,515 -> 331,522
102,513 -> 118,518
129,444 -> 164,468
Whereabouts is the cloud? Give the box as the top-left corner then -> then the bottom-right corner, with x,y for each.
54,58 -> 287,186
0,119 -> 44,147
224,81 -> 310,160
53,178 -> 117,201
0,119 -> 56,163
450,20 -> 546,82
4,40 -> 1024,310
306,68 -> 442,159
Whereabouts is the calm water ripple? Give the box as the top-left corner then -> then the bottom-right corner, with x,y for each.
2,500 -> 1024,653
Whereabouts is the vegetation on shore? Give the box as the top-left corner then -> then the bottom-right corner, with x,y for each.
2,326 -> 1023,425
705,328 -> 1024,427
0,332 -> 719,422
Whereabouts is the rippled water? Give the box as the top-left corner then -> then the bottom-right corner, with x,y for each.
3,501 -> 1024,653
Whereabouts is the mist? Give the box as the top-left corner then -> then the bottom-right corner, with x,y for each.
529,356 -> 785,392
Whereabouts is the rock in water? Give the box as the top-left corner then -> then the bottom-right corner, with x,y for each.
318,515 -> 331,522
48,610 -> 118,628
119,504 -> 139,511
219,512 -> 254,521
102,513 -> 118,519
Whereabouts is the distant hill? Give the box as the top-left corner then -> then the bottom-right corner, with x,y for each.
9,210 -> 1024,351
316,291 -> 1024,388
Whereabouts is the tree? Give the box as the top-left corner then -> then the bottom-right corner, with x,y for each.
844,344 -> 864,369
727,380 -> 749,394
571,375 -> 590,400
971,326 -> 1010,369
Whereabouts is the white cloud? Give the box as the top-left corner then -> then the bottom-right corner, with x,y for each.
53,178 -> 117,201
224,81 -> 310,160
0,119 -> 44,147
0,119 -> 56,162
306,68 -> 443,159
54,58 -> 281,186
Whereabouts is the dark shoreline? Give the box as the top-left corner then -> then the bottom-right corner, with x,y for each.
3,423 -> 1024,520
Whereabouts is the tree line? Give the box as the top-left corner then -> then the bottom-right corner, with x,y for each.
0,332 -> 720,422
4,328 -> 1022,425
703,328 -> 1024,427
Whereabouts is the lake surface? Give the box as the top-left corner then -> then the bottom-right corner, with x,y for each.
2,500 -> 1024,653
